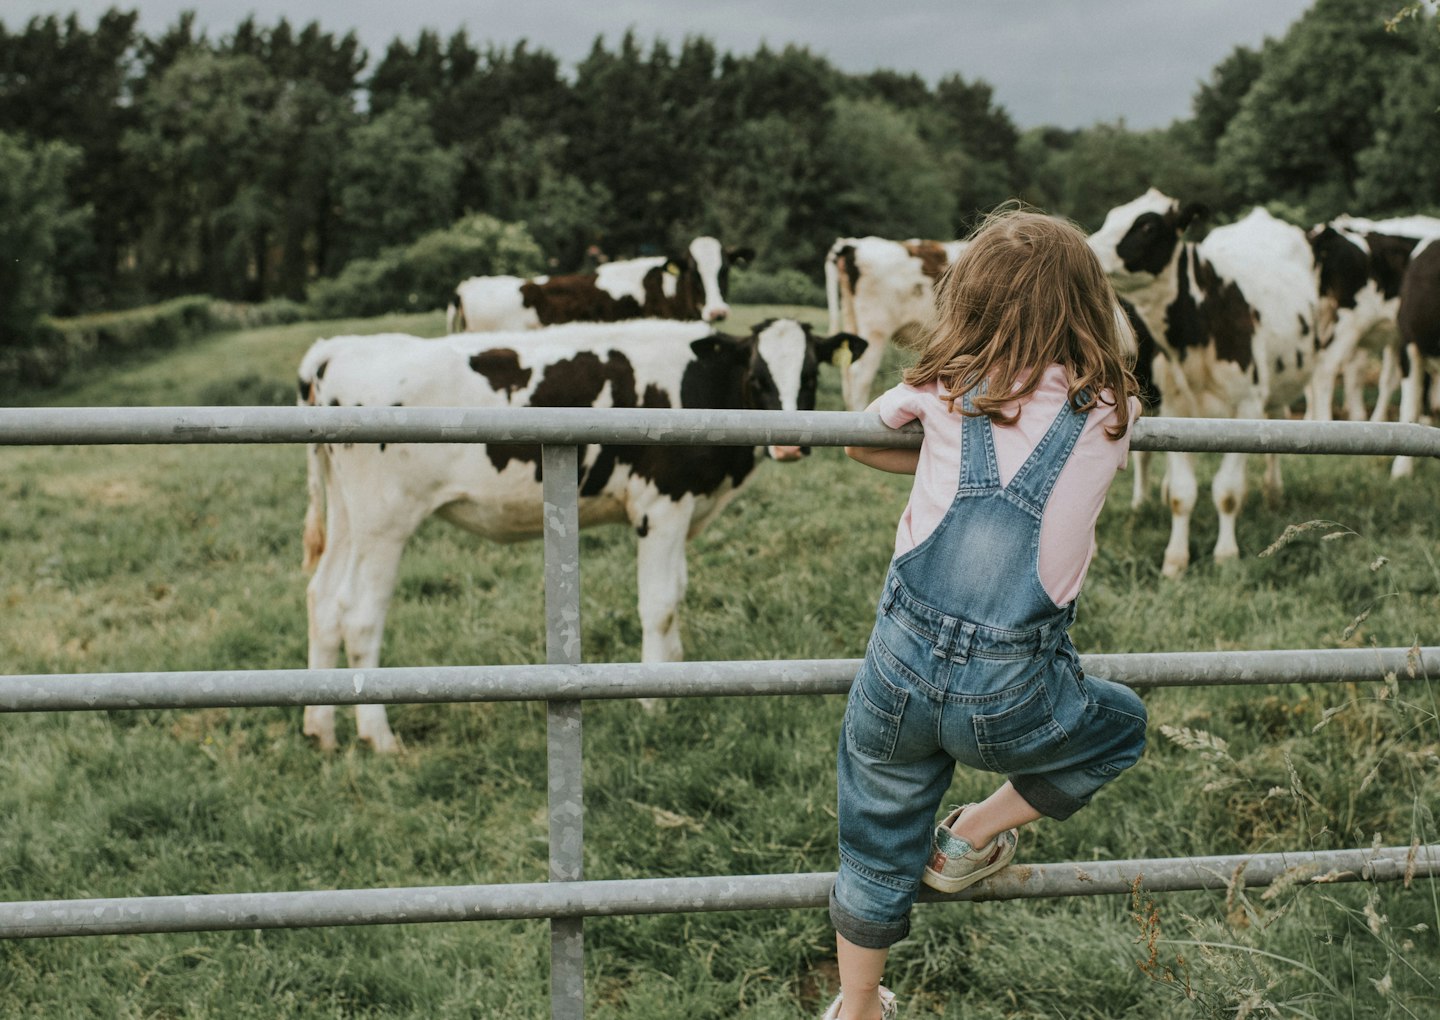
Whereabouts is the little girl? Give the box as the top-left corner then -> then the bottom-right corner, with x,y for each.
823,209 -> 1149,1020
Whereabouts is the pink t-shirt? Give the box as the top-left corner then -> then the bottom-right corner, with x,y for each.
874,365 -> 1136,606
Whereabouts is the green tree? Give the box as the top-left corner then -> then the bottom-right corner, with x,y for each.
122,49 -> 285,299
1354,46 -> 1440,212
478,116 -> 610,268
815,96 -> 955,242
0,131 -> 87,343
1215,0 -> 1420,217
330,97 -> 463,266
0,10 -> 139,309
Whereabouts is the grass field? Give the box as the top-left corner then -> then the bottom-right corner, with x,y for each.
1,307 -> 1438,1018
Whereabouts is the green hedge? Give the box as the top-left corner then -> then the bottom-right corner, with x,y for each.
2,296 -> 216,391
307,214 -> 545,319
727,266 -> 827,307
0,297 -> 316,394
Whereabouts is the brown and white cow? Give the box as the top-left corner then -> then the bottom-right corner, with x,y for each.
1306,215 -> 1440,432
1089,189 -> 1320,576
824,236 -> 968,410
448,236 -> 754,333
297,317 -> 863,751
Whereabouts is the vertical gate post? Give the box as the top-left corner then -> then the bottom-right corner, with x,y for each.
542,445 -> 584,1020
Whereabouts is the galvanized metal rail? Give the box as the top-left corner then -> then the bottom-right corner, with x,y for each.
2,405 -> 1440,458
2,846 -> 1432,940
2,406 -> 1437,1020
3,647 -> 1437,711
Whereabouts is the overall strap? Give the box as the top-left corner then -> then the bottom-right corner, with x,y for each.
957,384 -> 1001,490
1004,390 -> 1091,513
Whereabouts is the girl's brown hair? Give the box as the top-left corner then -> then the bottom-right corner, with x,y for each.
903,206 -> 1138,440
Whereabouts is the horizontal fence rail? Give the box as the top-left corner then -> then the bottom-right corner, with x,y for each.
3,406 -> 1440,458
2,846 -> 1433,940
2,647 -> 1436,712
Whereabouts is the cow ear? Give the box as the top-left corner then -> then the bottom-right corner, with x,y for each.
815,332 -> 868,365
726,246 -> 755,265
1177,202 -> 1209,232
689,333 -> 747,363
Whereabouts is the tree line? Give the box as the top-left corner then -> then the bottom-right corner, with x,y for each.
1,0 -> 1437,348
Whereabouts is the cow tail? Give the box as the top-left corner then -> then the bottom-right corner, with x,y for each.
824,245 -> 843,335
446,292 -> 464,333
834,247 -> 860,335
303,440 -> 328,573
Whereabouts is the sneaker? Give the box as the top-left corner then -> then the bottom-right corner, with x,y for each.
921,804 -> 1018,893
819,985 -> 897,1020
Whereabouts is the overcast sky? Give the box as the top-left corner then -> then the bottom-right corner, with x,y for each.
7,1 -> 1317,129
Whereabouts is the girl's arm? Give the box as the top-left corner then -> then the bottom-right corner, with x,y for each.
845,398 -> 920,475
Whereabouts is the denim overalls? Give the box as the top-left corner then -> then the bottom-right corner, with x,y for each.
830,388 -> 1148,949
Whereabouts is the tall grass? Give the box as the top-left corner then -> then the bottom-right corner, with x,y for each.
0,307 -> 1436,1017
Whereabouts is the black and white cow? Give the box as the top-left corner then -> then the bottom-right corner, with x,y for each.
448,236 -> 754,333
1088,189 -> 1320,577
297,317 -> 863,751
1307,215 -> 1440,430
1392,235 -> 1440,477
824,236 -> 968,410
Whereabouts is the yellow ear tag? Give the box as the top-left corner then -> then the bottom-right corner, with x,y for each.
834,340 -> 853,375
667,263 -> 681,276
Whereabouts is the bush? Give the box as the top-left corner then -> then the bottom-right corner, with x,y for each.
2,296 -> 216,392
307,214 -> 546,319
727,266 -> 827,307
208,299 -> 311,331
197,372 -> 296,406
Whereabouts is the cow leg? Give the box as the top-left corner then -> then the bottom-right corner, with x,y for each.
1306,355 -> 1339,422
1262,453 -> 1284,508
1371,345 -> 1399,423
1161,451 -> 1197,578
338,528 -> 416,753
1391,343 -> 1424,479
844,330 -> 891,411
303,470 -> 353,752
635,497 -> 694,666
1211,452 -> 1248,563
1341,351 -> 1369,422
1130,450 -> 1148,509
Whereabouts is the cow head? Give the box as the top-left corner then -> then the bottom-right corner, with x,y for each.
688,318 -> 866,461
1307,223 -> 1368,340
1088,189 -> 1208,280
674,236 -> 755,323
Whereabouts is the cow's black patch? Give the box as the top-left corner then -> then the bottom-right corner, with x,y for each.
469,348 -> 532,399
636,515 -> 649,538
1368,233 -> 1420,301
1195,257 -> 1255,371
1311,226 -> 1369,309
1119,297 -> 1163,410
298,377 -> 311,402
1399,242 -> 1440,358
315,360 -> 328,379
486,351 -> 640,485
1118,213 -> 1178,275
839,244 -> 861,298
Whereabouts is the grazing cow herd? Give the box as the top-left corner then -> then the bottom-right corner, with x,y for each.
296,196 -> 1440,750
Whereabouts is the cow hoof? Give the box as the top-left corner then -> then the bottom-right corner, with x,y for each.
304,728 -> 339,753
1213,544 -> 1240,564
1161,553 -> 1189,579
361,731 -> 403,755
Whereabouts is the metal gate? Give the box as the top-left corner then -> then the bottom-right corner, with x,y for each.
3,406 -> 1439,1019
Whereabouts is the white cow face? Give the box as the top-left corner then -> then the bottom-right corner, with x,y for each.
1088,189 -> 1204,281
688,236 -> 730,322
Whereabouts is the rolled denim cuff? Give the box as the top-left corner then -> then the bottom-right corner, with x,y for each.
829,883 -> 910,950
1010,772 -> 1088,821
